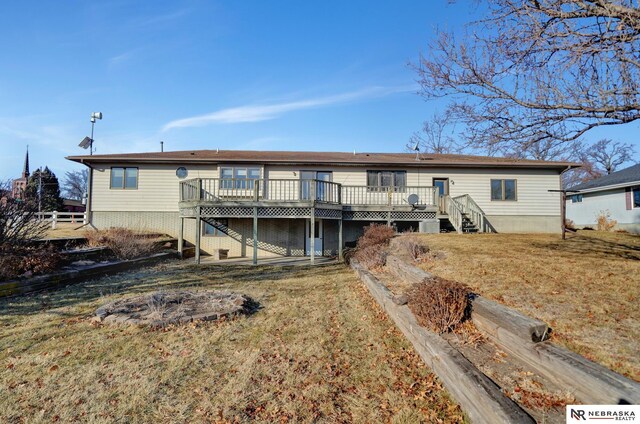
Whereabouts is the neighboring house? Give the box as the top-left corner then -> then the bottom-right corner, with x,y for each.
566,163 -> 640,234
66,150 -> 575,262
62,198 -> 86,213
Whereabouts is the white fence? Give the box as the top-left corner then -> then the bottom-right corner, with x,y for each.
36,211 -> 87,229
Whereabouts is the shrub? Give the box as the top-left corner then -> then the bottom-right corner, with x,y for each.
0,245 -> 62,280
395,235 -> 430,262
0,180 -> 48,247
353,224 -> 395,269
84,227 -> 159,260
356,223 -> 395,250
596,211 -> 617,232
564,219 -> 575,230
407,277 -> 471,333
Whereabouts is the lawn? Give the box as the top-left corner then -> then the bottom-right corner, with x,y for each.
43,222 -> 87,239
413,230 -> 640,381
0,261 -> 464,423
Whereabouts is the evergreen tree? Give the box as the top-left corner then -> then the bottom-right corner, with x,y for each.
25,167 -> 64,212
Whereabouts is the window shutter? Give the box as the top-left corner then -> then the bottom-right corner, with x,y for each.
626,187 -> 632,210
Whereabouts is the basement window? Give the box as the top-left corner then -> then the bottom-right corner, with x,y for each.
110,167 -> 138,190
203,219 -> 228,237
490,179 -> 517,201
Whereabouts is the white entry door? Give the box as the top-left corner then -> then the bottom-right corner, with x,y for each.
305,219 -> 323,256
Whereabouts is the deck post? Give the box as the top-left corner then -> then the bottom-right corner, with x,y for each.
178,217 -> 184,258
195,206 -> 201,264
253,206 -> 258,265
310,208 -> 315,264
310,182 -> 316,264
338,217 -> 343,262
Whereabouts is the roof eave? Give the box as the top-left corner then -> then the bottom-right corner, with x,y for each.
571,180 -> 640,194
65,156 -> 578,170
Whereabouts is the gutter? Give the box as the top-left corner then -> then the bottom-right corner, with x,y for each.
571,180 -> 640,195
65,157 -> 580,171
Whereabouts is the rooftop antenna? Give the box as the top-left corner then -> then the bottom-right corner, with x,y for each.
160,141 -> 164,152
412,140 -> 420,160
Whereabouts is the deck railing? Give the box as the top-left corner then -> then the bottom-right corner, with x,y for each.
180,178 -> 437,207
180,178 -> 341,204
341,185 -> 436,206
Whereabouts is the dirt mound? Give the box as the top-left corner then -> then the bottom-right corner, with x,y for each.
95,290 -> 256,327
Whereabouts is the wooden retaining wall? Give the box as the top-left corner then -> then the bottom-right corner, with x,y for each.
384,255 -> 640,405
0,252 -> 177,298
351,259 -> 534,424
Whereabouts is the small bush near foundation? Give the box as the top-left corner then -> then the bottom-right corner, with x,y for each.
564,219 -> 575,230
0,244 -> 62,280
84,227 -> 159,260
396,236 -> 430,262
353,224 -> 395,269
407,277 -> 471,334
596,211 -> 617,232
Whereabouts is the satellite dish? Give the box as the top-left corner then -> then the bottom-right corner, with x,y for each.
79,136 -> 92,149
407,194 -> 419,206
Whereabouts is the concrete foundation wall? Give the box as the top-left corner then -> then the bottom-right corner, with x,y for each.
485,215 -> 561,233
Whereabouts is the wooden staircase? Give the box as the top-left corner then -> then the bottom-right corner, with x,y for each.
441,194 -> 494,234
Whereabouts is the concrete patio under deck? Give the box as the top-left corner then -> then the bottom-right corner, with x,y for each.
199,256 -> 338,266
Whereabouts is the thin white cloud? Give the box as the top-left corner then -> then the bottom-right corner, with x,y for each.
128,8 -> 191,30
162,85 -> 415,131
108,50 -> 136,67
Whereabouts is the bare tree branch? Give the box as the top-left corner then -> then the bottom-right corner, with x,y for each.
415,0 -> 640,152
409,112 -> 466,154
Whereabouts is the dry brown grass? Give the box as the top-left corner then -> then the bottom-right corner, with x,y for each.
0,262 -> 465,423
43,222 -> 88,239
84,227 -> 159,260
414,230 -> 640,381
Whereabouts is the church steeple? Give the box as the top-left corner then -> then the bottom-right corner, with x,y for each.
22,146 -> 29,179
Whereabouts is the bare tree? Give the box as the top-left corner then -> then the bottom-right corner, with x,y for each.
409,112 -> 464,154
415,0 -> 640,153
582,138 -> 636,174
0,180 -> 48,247
501,138 -> 583,161
62,169 -> 88,200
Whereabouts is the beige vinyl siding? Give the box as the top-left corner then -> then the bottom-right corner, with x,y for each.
91,164 -> 218,212
408,168 -> 561,216
265,165 -> 560,216
91,163 -> 561,216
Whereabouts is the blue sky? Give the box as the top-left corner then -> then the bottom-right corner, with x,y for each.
0,1 -> 637,180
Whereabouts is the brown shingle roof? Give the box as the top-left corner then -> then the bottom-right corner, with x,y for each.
66,149 -> 579,169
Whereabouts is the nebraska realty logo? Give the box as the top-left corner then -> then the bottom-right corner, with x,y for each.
567,405 -> 639,422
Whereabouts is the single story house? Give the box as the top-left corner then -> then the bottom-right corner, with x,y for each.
67,150 -> 576,263
566,163 -> 640,234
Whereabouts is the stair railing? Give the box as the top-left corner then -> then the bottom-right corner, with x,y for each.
452,194 -> 493,233
444,195 -> 464,234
